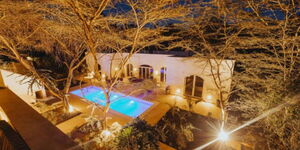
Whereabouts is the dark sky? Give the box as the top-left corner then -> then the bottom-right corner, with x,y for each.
102,0 -> 299,22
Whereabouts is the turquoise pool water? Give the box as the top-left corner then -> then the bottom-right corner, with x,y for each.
70,86 -> 153,118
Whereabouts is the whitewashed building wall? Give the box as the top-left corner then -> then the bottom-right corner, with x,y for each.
0,69 -> 45,104
87,53 -> 235,103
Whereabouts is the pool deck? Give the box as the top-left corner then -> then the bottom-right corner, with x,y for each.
146,94 -> 222,120
58,84 -> 170,133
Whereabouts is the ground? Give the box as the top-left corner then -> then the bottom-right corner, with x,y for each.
25,79 -> 223,149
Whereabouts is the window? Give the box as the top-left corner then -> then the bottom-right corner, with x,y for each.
160,67 -> 167,82
184,75 -> 204,98
126,64 -> 133,77
139,65 -> 153,79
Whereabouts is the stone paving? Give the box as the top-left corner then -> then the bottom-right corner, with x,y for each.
145,94 -> 222,120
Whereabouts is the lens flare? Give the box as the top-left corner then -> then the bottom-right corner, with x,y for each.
218,130 -> 229,141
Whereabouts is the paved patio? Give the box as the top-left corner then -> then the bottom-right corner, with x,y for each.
145,94 -> 222,120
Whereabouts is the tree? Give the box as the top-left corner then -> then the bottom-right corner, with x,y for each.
173,0 -> 300,149
62,0 -> 189,129
170,0 -> 238,130
0,0 -> 89,112
228,1 -> 300,149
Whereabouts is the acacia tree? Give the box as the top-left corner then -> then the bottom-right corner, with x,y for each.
228,1 -> 300,149
174,0 -> 300,149
52,0 -> 189,129
171,0 -> 239,129
0,0 -> 89,112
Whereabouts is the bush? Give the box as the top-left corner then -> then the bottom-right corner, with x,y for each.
114,118 -> 159,150
155,107 -> 194,150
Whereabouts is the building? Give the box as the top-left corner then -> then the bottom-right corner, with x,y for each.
87,53 -> 235,105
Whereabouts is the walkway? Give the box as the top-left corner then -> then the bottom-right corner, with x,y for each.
0,88 -> 78,150
146,94 -> 222,120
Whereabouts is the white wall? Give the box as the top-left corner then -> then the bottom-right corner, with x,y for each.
88,53 -> 235,102
166,57 -> 234,102
0,69 -> 46,104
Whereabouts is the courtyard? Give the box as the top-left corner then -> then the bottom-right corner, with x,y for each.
1,0 -> 299,150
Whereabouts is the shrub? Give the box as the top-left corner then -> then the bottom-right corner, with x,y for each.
155,107 -> 195,150
114,118 -> 159,150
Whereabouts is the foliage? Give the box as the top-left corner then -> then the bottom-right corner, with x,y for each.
114,118 -> 159,150
41,106 -> 80,125
71,118 -> 159,150
79,116 -> 103,134
0,0 -> 189,128
0,0 -> 92,111
71,118 -> 121,150
171,0 -> 300,149
71,116 -> 103,146
155,107 -> 194,150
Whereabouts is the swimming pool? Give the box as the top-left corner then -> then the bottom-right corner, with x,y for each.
70,86 -> 153,118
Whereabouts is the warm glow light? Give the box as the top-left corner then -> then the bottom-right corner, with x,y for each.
84,71 -> 95,79
203,102 -> 214,107
206,95 -> 213,100
133,68 -> 138,71
101,74 -> 106,78
176,89 -> 181,94
175,95 -> 183,101
114,67 -> 119,71
154,70 -> 159,75
69,105 -> 74,113
101,130 -> 112,139
218,130 -> 229,141
26,56 -> 33,61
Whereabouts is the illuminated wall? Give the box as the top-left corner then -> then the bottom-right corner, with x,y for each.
87,53 -> 235,102
0,69 -> 45,104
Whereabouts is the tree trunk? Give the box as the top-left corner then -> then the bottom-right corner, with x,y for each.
63,95 -> 70,113
103,102 -> 110,130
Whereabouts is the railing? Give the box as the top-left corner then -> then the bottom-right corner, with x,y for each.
0,120 -> 30,150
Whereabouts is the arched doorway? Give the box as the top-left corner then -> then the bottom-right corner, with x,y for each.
160,67 -> 167,82
126,64 -> 133,77
139,65 -> 153,79
184,75 -> 204,98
